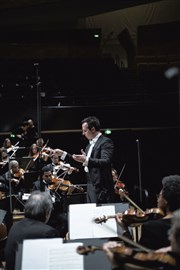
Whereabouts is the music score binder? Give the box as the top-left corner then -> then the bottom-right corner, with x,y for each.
69,203 -> 118,239
20,238 -> 83,270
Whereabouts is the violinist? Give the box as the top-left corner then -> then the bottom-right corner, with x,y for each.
102,209 -> 180,270
32,166 -> 68,238
46,154 -> 78,178
112,168 -> 128,202
0,160 -> 25,197
46,154 -> 65,177
28,143 -> 48,172
0,138 -> 16,161
115,175 -> 180,250
0,148 -> 9,174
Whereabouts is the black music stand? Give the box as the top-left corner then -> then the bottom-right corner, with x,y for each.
20,157 -> 34,171
0,195 -> 18,213
0,196 -> 17,232
23,172 -> 39,193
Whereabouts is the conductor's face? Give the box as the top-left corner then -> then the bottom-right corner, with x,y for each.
82,122 -> 94,140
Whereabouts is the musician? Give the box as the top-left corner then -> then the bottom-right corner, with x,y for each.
102,209 -> 180,270
46,154 -> 76,178
115,175 -> 180,250
14,120 -> 29,147
1,138 -> 14,154
32,166 -> 68,238
36,137 -> 45,148
28,143 -> 47,172
55,116 -> 115,204
4,191 -> 60,270
112,168 -> 127,203
0,148 -> 9,174
0,160 -> 25,196
26,118 -> 38,146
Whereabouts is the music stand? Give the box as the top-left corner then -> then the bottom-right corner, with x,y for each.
20,157 -> 34,171
23,172 -> 39,193
0,195 -> 18,213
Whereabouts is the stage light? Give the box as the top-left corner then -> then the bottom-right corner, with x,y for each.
104,129 -> 112,135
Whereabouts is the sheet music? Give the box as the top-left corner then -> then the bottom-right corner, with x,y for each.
69,204 -> 118,239
69,203 -> 96,239
48,243 -> 83,270
21,238 -> 83,270
93,205 -> 117,238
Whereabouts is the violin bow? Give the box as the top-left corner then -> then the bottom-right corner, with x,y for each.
119,189 -> 144,214
118,163 -> 126,180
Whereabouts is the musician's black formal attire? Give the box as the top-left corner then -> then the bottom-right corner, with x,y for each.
32,179 -> 68,238
0,171 -> 24,196
4,217 -> 60,270
139,218 -> 171,249
63,134 -> 115,204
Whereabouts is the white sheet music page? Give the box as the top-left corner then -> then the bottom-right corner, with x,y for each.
48,242 -> 83,270
93,205 -> 118,238
22,238 -> 62,269
69,203 -> 118,239
21,239 -> 83,270
69,203 -> 96,239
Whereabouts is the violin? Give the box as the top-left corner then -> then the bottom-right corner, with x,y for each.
53,163 -> 79,175
94,208 -> 164,226
48,176 -> 84,194
114,180 -> 129,198
76,244 -> 176,268
13,168 -> 25,179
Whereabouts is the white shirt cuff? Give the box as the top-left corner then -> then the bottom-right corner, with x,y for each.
83,156 -> 89,167
61,151 -> 67,160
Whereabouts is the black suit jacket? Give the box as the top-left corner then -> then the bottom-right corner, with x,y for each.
4,218 -> 60,270
64,134 -> 115,203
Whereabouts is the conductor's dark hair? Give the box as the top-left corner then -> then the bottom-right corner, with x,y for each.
81,116 -> 101,131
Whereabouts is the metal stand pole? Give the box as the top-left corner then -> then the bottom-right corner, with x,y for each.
34,63 -> 43,191
136,139 -> 142,203
34,63 -> 41,139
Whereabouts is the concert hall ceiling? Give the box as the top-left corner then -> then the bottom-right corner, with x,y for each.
0,0 -> 163,30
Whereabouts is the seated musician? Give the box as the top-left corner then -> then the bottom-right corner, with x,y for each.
46,153 -> 76,178
102,208 -> 180,270
115,175 -> 180,250
0,138 -> 15,164
32,166 -> 68,238
28,143 -> 47,172
0,160 -> 25,197
4,191 -> 60,270
112,168 -> 128,203
0,148 -> 9,174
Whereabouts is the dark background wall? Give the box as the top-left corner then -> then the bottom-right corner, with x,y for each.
0,1 -> 179,209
